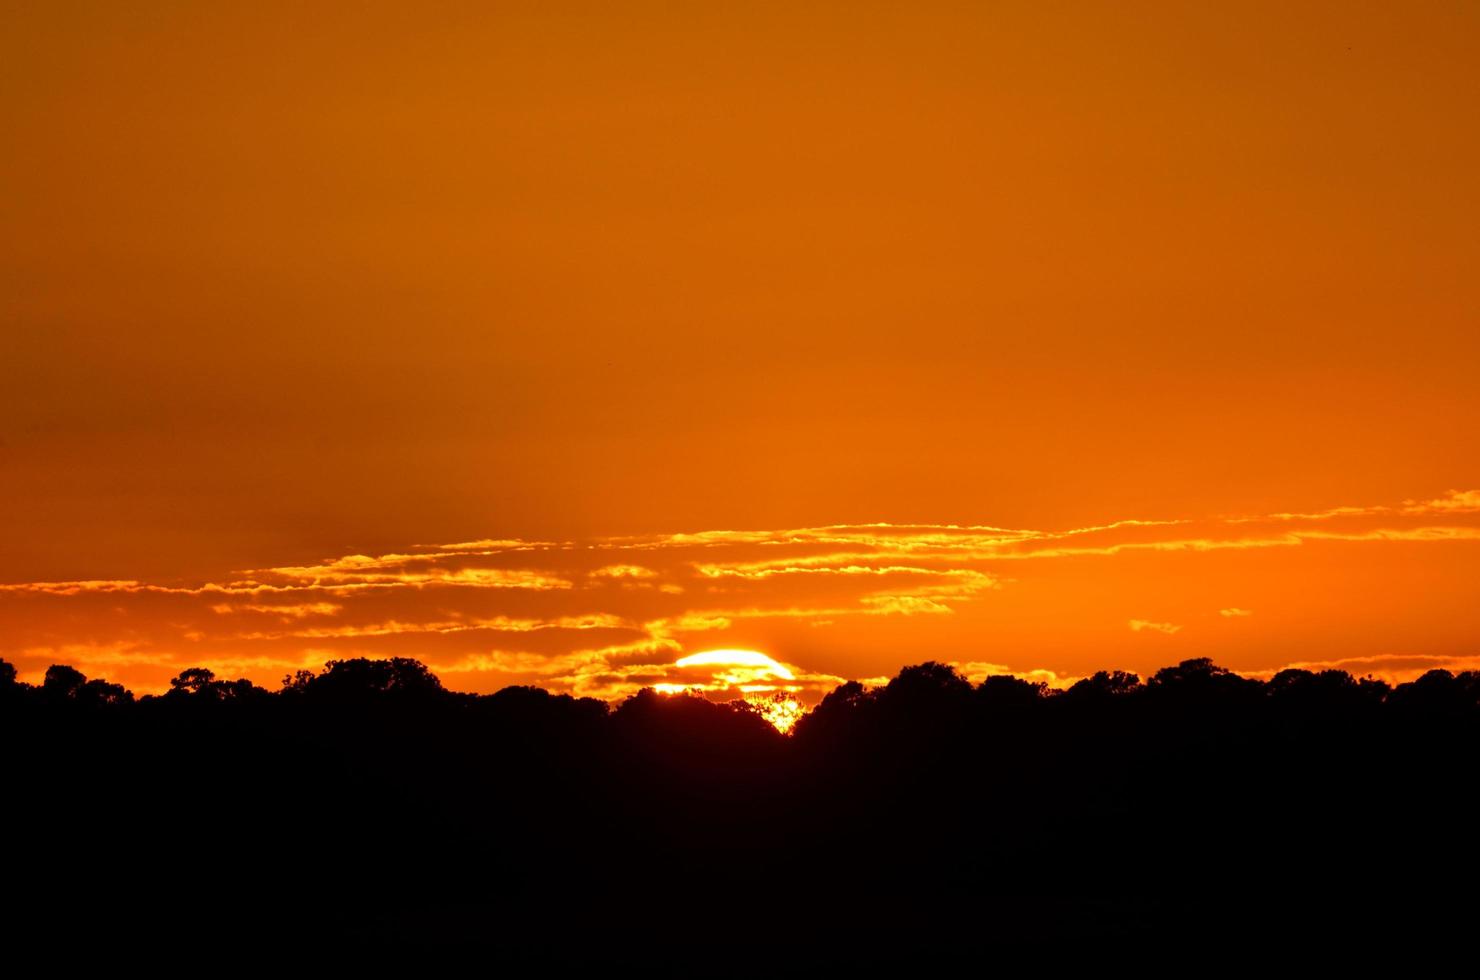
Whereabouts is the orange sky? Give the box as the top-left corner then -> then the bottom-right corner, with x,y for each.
4,3 -> 1479,698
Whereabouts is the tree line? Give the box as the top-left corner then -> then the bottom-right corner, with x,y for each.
3,654 -> 1477,961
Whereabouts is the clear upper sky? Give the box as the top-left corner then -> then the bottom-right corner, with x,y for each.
4,2 -> 1478,695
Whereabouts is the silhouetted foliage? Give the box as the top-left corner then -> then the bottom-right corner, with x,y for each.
1147,655 -> 1258,696
170,667 -> 218,695
285,656 -> 444,702
42,663 -> 87,700
2,652 -> 1477,960
976,673 -> 1050,709
164,668 -> 268,704
1066,669 -> 1143,700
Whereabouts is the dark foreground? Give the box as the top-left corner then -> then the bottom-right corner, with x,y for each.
4,656 -> 1478,964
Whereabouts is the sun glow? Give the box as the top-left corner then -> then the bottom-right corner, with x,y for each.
652,649 -> 810,731
745,692 -> 806,734
673,649 -> 796,679
670,648 -> 801,691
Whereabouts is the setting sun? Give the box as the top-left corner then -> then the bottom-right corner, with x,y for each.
745,691 -> 807,734
674,649 -> 796,680
621,648 -> 810,731
665,650 -> 809,732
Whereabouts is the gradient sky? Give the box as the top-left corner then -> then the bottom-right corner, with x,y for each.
5,2 -> 1479,698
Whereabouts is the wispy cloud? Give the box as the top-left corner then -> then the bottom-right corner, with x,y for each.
211,602 -> 344,619
2,489 -> 1477,698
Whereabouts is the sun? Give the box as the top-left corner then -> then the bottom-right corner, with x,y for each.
744,691 -> 807,734
674,649 -> 795,679
662,649 -> 809,732
672,648 -> 798,691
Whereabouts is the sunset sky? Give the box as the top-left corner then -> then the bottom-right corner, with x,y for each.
5,2 -> 1479,699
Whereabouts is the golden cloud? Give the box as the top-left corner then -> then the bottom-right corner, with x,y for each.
2,489 -> 1477,699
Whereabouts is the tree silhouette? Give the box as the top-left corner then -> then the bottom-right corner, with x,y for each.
42,664 -> 87,700
2,652 -> 1477,957
1067,669 -> 1142,699
170,667 -> 219,696
288,656 -> 445,702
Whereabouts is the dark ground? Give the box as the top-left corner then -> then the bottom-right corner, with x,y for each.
4,656 -> 1477,966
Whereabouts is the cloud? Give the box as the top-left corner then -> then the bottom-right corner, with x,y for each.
1405,489 -> 1480,514
0,580 -> 156,596
859,595 -> 955,615
954,660 -> 1078,688
211,602 -> 343,619
10,642 -> 171,682
235,612 -> 634,642
258,562 -> 573,591
438,645 -> 847,705
1,488 -> 1477,698
590,565 -> 658,579
1244,653 -> 1480,686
